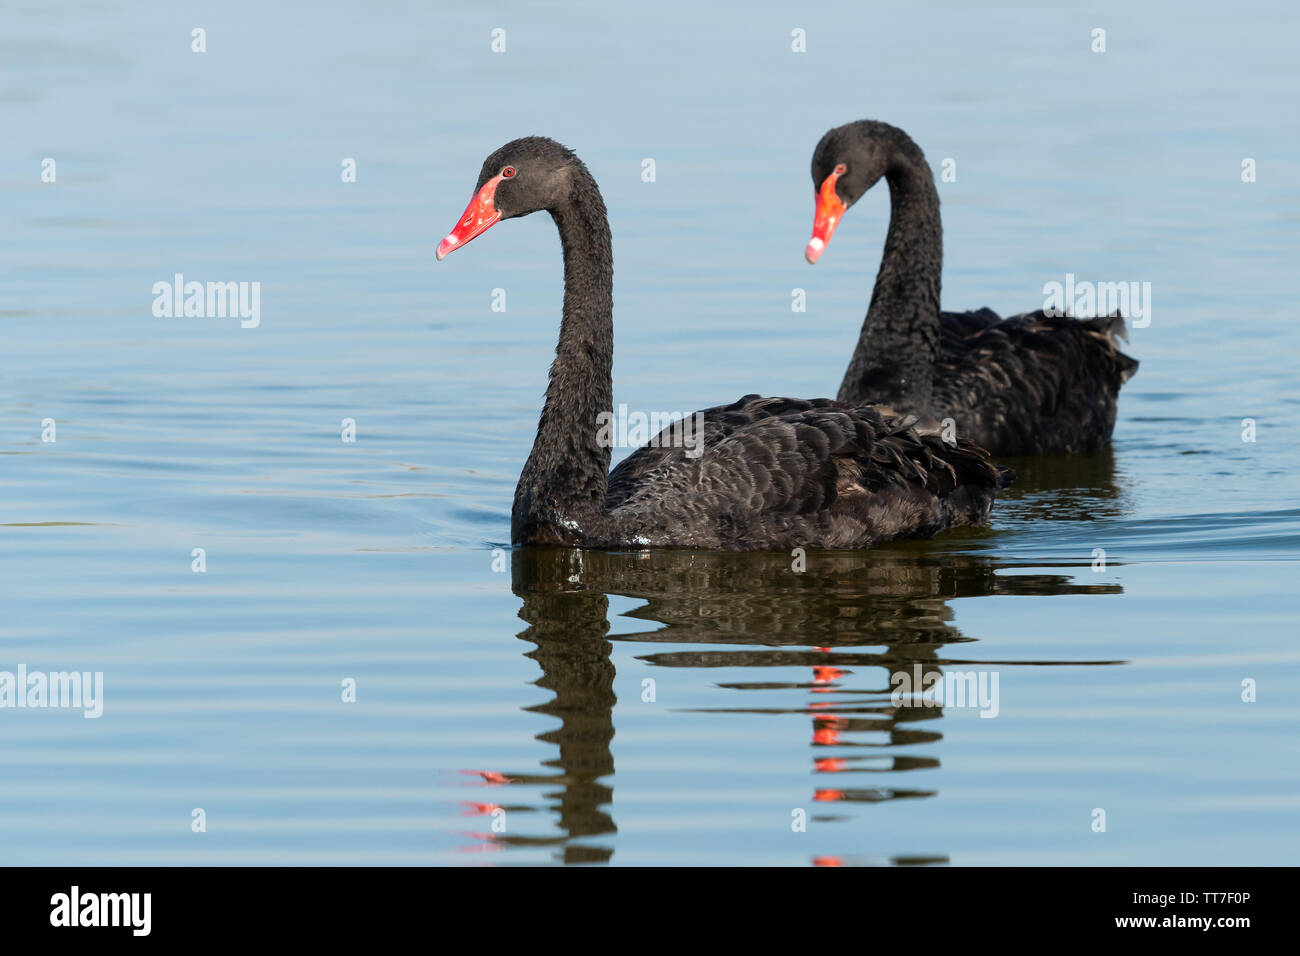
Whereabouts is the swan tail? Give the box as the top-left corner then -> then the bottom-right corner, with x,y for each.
1030,309 -> 1140,386
1088,311 -> 1140,384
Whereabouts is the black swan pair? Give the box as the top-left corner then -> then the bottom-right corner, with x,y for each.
437,137 -> 1008,550
437,130 -> 1135,550
806,120 -> 1138,455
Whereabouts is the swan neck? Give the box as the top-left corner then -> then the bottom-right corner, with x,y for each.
839,147 -> 942,410
513,170 -> 615,540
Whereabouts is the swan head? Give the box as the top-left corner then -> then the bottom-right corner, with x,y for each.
437,137 -> 583,260
805,121 -> 905,264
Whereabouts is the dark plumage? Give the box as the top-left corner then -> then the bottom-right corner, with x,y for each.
603,395 -> 1009,550
438,136 -> 1011,552
808,120 -> 1138,456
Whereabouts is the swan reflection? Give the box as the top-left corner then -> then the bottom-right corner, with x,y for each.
458,535 -> 1127,864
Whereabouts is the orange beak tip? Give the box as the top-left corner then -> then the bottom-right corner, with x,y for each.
807,168 -> 846,266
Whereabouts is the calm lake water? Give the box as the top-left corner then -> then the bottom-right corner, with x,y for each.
2,1 -> 1298,865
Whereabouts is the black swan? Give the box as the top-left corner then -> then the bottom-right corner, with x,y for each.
806,120 -> 1139,456
437,136 -> 1010,551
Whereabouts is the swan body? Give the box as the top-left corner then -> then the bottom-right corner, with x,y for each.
808,120 -> 1138,456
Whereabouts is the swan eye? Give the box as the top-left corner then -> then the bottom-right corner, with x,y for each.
834,163 -> 847,176
501,166 -> 516,179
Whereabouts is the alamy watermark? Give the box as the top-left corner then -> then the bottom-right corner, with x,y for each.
890,665 -> 999,718
596,405 -> 705,458
1042,272 -> 1151,328
152,273 -> 261,328
0,665 -> 103,718
50,886 -> 150,936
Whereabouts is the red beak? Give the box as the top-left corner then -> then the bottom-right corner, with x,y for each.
437,173 -> 505,260
805,168 -> 847,264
